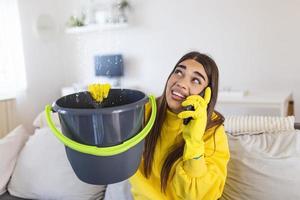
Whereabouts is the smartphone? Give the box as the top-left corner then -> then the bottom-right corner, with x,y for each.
183,105 -> 194,125
183,90 -> 205,125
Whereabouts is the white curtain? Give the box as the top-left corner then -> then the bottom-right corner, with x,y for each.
0,0 -> 26,96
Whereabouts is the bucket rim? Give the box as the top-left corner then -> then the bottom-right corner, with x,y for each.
45,95 -> 157,156
52,89 -> 148,115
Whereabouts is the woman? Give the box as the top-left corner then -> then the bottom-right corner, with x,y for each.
129,51 -> 230,200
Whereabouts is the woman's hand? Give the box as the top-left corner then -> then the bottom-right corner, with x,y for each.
178,87 -> 211,161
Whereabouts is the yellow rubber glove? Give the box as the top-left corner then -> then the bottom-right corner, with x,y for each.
88,83 -> 111,103
177,87 -> 211,161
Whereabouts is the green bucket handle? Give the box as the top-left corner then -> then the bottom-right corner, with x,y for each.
45,95 -> 157,156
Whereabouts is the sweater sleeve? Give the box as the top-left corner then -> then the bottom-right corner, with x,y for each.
171,125 -> 230,200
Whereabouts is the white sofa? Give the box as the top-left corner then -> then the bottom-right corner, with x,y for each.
1,113 -> 300,200
104,116 -> 300,200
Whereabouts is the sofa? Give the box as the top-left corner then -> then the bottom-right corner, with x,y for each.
1,112 -> 299,200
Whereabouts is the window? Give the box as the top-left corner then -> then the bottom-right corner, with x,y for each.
0,0 -> 27,97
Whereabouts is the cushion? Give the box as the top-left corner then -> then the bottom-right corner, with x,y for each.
221,130 -> 300,200
0,125 -> 30,195
7,127 -> 106,200
224,115 -> 295,135
33,110 -> 60,128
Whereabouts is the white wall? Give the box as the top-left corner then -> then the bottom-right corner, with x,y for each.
16,0 -> 300,128
16,0 -> 65,130
60,0 -> 300,119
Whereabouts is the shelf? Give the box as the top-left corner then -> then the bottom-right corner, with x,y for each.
65,23 -> 128,34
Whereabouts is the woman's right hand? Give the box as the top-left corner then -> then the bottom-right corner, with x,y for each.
177,87 -> 211,161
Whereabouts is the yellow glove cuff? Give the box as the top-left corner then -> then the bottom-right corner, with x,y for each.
183,140 -> 204,161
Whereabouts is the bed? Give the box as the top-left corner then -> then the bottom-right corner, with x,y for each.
1,112 -> 300,200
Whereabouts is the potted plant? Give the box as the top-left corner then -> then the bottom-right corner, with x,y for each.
115,0 -> 131,23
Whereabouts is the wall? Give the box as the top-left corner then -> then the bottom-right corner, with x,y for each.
60,0 -> 300,120
16,0 -> 300,128
16,0 -> 65,130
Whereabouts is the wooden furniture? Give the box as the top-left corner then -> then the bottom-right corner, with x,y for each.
0,97 -> 17,138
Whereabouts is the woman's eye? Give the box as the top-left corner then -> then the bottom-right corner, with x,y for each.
192,78 -> 201,85
174,69 -> 183,76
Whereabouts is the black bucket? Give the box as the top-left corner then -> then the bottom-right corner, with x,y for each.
45,89 -> 156,185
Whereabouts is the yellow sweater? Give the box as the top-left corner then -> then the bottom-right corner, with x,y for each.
129,107 -> 230,200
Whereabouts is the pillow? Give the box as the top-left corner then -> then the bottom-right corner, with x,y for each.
224,115 -> 295,135
221,130 -> 300,200
8,127 -> 106,200
0,125 -> 30,195
33,110 -> 60,128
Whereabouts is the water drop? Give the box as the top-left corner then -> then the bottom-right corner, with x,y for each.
75,93 -> 80,103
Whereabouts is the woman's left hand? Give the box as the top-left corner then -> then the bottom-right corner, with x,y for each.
178,87 -> 211,161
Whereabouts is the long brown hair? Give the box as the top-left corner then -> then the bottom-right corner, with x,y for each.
143,51 -> 225,192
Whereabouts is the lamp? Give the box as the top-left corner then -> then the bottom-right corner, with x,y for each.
94,54 -> 124,87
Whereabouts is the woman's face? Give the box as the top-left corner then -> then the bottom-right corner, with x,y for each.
166,59 -> 209,113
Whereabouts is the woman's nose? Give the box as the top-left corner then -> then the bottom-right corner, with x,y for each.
176,78 -> 188,90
